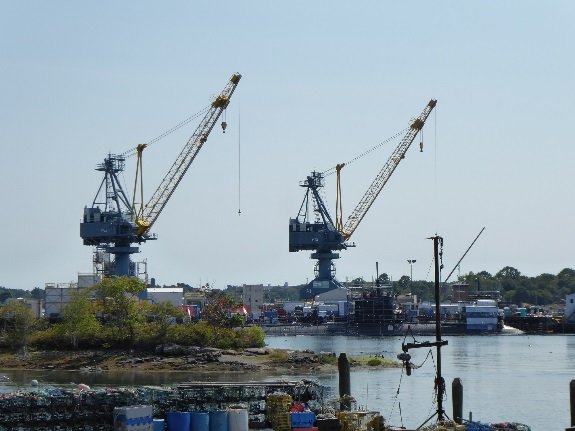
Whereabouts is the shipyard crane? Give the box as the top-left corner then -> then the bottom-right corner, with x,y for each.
81,73 -> 241,278
289,99 -> 437,294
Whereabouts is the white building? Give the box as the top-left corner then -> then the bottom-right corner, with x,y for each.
566,293 -> 575,322
44,273 -> 102,319
314,287 -> 350,317
6,298 -> 43,318
242,284 -> 264,319
77,273 -> 101,288
314,287 -> 348,302
281,301 -> 306,314
44,283 -> 81,319
145,287 -> 183,307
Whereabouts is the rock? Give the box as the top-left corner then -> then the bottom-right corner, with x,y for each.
244,348 -> 269,355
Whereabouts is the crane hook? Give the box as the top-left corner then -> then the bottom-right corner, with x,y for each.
420,141 -> 423,152
221,121 -> 227,133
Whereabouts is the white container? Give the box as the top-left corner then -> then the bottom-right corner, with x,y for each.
113,405 -> 153,431
227,409 -> 248,431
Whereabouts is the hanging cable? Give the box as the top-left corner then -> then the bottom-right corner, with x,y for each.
237,100 -> 242,215
425,258 -> 434,282
322,127 -> 409,176
120,105 -> 211,158
388,363 -> 405,420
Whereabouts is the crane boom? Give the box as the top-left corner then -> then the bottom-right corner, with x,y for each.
136,73 -> 241,234
340,99 -> 436,240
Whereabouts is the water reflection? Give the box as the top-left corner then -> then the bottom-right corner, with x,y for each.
0,368 -> 291,393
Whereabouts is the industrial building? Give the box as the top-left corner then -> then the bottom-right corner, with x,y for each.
145,287 -> 184,307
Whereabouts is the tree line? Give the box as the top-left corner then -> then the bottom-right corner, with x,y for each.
376,266 -> 575,306
0,277 -> 265,354
219,267 -> 575,306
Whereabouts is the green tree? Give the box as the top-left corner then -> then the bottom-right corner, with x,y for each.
30,287 -> 44,300
1,300 -> 37,354
61,290 -> 101,348
558,268 -> 575,290
94,276 -> 146,344
397,275 -> 411,292
202,293 -> 238,328
377,273 -> 390,284
512,286 -> 530,304
496,266 -> 522,280
143,301 -> 185,343
0,290 -> 11,304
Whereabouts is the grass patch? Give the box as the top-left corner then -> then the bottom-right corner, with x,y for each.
349,356 -> 401,368
317,353 -> 338,365
367,358 -> 382,366
268,349 -> 289,362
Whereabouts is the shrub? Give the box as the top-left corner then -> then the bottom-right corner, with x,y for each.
318,353 -> 338,365
367,358 -> 382,366
236,326 -> 265,348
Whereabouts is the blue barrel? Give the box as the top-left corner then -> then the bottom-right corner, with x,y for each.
209,410 -> 228,431
153,418 -> 165,431
190,412 -> 210,431
167,412 -> 190,431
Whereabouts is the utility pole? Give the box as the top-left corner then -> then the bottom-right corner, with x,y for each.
399,235 -> 448,427
431,235 -> 446,422
407,259 -> 416,295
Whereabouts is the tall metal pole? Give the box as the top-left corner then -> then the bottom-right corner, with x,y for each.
400,236 -> 448,428
407,259 -> 416,295
433,235 -> 445,422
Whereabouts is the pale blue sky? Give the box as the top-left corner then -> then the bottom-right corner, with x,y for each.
2,1 -> 574,290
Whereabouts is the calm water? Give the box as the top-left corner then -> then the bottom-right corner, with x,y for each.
1,334 -> 572,430
266,334 -> 574,431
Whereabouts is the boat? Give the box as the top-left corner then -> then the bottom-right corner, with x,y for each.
502,305 -> 559,333
346,284 -> 406,336
404,299 -> 504,335
349,292 -> 504,336
261,291 -> 506,337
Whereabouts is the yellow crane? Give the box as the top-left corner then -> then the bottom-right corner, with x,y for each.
81,72 -> 241,277
134,73 -> 241,236
336,99 -> 437,240
289,99 -> 436,292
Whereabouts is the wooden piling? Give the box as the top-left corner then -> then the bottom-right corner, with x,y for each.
452,378 -> 463,424
338,353 -> 351,411
571,379 -> 575,427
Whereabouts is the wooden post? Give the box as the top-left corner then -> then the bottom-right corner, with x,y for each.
571,380 -> 575,427
452,378 -> 463,424
338,353 -> 351,411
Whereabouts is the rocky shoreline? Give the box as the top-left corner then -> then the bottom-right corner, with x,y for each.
0,345 -> 335,374
0,345 -> 401,375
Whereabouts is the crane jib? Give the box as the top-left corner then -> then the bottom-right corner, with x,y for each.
81,72 -> 241,278
340,99 -> 437,240
289,98 -> 436,293
137,73 -> 242,235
